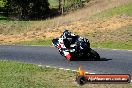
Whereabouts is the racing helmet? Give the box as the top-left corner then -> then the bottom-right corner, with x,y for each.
63,30 -> 71,38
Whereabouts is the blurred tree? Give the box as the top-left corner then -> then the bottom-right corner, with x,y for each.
30,0 -> 50,19
0,0 -> 7,7
5,0 -> 50,20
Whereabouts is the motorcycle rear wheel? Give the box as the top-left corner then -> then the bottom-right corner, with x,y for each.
89,49 -> 100,61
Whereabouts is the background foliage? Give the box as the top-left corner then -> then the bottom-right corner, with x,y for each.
0,0 -> 87,20
1,0 -> 50,20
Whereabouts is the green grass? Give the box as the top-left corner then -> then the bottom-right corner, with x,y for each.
48,0 -> 59,8
0,0 -> 6,7
0,60 -> 132,88
91,3 -> 132,19
0,60 -> 76,88
16,39 -> 132,50
48,0 -> 83,9
16,38 -> 52,46
91,41 -> 132,50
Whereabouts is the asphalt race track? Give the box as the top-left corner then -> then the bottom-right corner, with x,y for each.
0,45 -> 132,76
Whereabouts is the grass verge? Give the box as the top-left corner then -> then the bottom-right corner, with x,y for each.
91,41 -> 132,50
89,24 -> 132,50
0,60 -> 76,88
16,24 -> 132,50
16,39 -> 132,50
0,60 -> 132,88
16,38 -> 52,46
91,2 -> 132,19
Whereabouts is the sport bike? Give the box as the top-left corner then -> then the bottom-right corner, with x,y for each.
52,31 -> 100,61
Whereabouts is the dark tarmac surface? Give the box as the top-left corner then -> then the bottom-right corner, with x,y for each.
0,45 -> 132,75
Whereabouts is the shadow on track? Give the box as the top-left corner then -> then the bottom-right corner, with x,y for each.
72,58 -> 112,61
98,58 -> 112,61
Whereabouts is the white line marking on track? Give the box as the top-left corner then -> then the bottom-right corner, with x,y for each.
43,65 -> 132,83
45,66 -> 50,68
38,65 -> 42,67
59,68 -> 64,70
72,70 -> 77,72
90,73 -> 96,74
53,67 -> 57,69
0,60 -> 8,61
65,69 -> 70,71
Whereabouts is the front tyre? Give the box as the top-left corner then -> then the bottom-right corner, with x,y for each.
52,39 -> 59,48
90,49 -> 100,61
59,50 -> 64,56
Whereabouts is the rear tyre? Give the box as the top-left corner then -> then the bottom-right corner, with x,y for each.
90,49 -> 100,61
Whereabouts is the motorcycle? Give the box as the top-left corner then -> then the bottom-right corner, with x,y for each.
52,31 -> 100,61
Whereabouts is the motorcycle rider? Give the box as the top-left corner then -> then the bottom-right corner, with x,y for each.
57,30 -> 80,60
